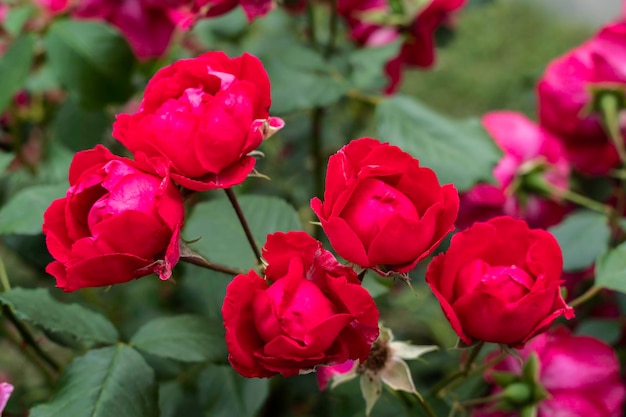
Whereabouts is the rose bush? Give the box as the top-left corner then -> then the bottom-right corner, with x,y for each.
473,328 -> 625,417
222,231 -> 379,378
311,137 -> 459,274
457,111 -> 570,230
537,21 -> 626,175
425,216 -> 574,346
113,51 -> 284,191
42,145 -> 185,292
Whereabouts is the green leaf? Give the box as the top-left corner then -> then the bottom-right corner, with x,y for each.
45,20 -> 134,108
0,183 -> 67,235
375,95 -> 502,191
183,195 -> 302,270
51,99 -> 111,150
549,210 -> 610,271
130,314 -> 227,363
575,318 -> 621,345
30,345 -> 157,417
0,151 -> 13,173
197,365 -> 269,417
0,287 -> 118,345
180,268 -> 233,321
265,45 -> 348,114
0,34 -> 35,113
595,241 -> 626,294
4,5 -> 35,35
348,40 -> 402,92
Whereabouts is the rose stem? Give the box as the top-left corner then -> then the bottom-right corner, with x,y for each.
569,285 -> 601,308
180,256 -> 246,276
0,255 -> 61,373
224,188 -> 263,265
429,342 -> 485,397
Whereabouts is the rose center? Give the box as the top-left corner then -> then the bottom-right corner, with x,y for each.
340,178 -> 419,248
456,260 -> 535,303
361,339 -> 390,373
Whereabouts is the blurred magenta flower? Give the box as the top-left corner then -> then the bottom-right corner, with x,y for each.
457,111 -> 570,230
0,382 -> 13,415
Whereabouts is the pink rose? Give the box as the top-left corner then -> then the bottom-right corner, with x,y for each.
311,137 -> 459,274
537,22 -> 626,175
43,145 -> 185,292
473,328 -> 625,417
222,231 -> 379,378
113,52 -> 283,191
425,216 -> 574,346
0,382 -> 13,415
457,111 -> 571,230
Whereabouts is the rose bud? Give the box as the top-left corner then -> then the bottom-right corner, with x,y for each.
425,216 -> 574,347
457,111 -> 571,230
472,328 -> 625,417
311,137 -> 459,274
537,22 -> 626,175
43,145 -> 184,292
222,231 -> 379,378
113,51 -> 284,191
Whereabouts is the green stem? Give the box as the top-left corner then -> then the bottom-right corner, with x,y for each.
0,255 -> 11,292
601,94 -> 626,166
224,188 -> 263,265
414,391 -> 438,417
460,392 -> 504,408
180,256 -> 246,276
569,285 -> 601,308
306,1 -> 320,52
324,0 -> 339,58
429,342 -> 484,397
524,174 -> 612,215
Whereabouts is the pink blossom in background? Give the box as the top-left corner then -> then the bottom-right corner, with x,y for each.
457,111 -> 571,230
72,0 -> 190,59
35,0 -> 71,14
537,21 -> 626,175
473,328 -> 625,417
195,0 -> 275,21
0,382 -> 13,415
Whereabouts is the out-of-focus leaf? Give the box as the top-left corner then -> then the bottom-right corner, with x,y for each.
30,345 -> 157,417
51,99 -> 111,150
4,5 -> 35,35
376,95 -> 502,191
130,315 -> 227,363
595,241 -> 626,294
183,195 -> 302,270
549,210 -> 610,271
45,20 -> 134,108
0,287 -> 118,345
0,34 -> 35,113
575,319 -> 621,345
348,40 -> 402,92
197,365 -> 269,417
265,45 -> 348,114
0,183 -> 67,235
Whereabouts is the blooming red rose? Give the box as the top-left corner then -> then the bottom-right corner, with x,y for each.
311,137 -> 459,274
425,216 -> 574,346
222,231 -> 379,378
457,111 -> 570,230
43,145 -> 184,292
537,22 -> 626,175
473,328 -> 625,417
113,51 -> 283,191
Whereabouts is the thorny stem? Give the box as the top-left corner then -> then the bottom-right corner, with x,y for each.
429,342 -> 485,397
311,107 -> 325,240
180,256 -> 246,276
225,188 -> 263,265
569,285 -> 602,308
0,255 -> 10,292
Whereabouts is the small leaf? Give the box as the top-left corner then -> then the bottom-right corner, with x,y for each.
595,241 -> 626,294
183,195 -> 302,270
0,183 -> 67,235
0,287 -> 118,345
197,365 -> 269,417
45,20 -> 134,108
549,210 -> 610,271
30,345 -> 157,417
376,95 -> 502,191
0,34 -> 35,113
130,315 -> 227,363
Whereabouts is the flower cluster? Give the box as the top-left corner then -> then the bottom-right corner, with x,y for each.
43,51 -> 283,292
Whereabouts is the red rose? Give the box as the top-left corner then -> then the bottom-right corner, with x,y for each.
457,111 -> 571,230
42,145 -> 184,292
425,216 -> 574,347
537,22 -> 626,175
113,52 -> 284,191
222,231 -> 379,378
311,137 -> 459,274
